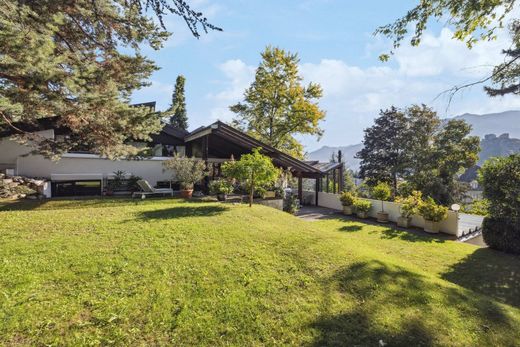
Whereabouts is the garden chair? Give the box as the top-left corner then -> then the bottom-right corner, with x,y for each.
132,180 -> 174,199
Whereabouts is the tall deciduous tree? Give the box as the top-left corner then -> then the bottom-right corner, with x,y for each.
0,1 -> 219,158
230,46 -> 325,159
167,75 -> 188,130
357,105 -> 480,204
356,107 -> 409,194
376,0 -> 519,98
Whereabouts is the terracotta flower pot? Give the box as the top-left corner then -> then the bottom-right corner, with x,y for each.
377,211 -> 389,223
423,219 -> 440,233
180,189 -> 193,199
342,205 -> 353,215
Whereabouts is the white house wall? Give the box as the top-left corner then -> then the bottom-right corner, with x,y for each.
317,192 -> 460,236
0,130 -> 55,171
16,154 -> 175,187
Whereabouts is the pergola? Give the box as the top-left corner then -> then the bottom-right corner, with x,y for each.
183,121 -> 343,204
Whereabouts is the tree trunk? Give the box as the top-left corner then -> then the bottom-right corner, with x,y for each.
249,171 -> 254,207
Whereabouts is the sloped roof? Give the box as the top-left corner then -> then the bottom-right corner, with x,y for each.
185,121 -> 323,176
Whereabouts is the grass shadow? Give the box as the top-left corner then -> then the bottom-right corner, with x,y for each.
0,197 -> 163,212
135,205 -> 229,220
442,247 -> 520,308
376,227 -> 448,243
310,260 -> 516,346
339,225 -> 363,232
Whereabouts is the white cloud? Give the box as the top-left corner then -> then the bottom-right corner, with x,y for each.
206,59 -> 255,121
208,27 -> 520,149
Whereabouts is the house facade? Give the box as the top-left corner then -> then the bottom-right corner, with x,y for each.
0,107 -> 344,201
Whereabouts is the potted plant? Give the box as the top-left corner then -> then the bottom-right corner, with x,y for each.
209,179 -> 233,201
339,191 -> 356,215
418,197 -> 448,233
371,182 -> 391,223
395,190 -> 422,228
163,155 -> 207,199
353,199 -> 371,219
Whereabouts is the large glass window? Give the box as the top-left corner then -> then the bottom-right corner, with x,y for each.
52,180 -> 101,197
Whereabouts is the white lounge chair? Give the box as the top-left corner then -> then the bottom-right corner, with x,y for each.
132,180 -> 174,198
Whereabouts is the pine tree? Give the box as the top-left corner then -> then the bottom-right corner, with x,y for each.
0,1 -> 218,158
168,75 -> 188,130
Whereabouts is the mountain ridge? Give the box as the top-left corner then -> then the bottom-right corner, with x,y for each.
308,110 -> 520,170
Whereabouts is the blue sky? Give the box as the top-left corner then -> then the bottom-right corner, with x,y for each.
132,0 -> 520,152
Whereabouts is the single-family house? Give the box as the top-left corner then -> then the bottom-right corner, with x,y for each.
0,102 -> 344,203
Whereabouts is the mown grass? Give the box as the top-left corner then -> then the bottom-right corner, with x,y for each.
0,198 -> 519,346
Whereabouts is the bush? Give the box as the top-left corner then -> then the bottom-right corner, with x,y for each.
353,199 -> 372,213
418,197 -> 447,222
479,154 -> 520,220
209,179 -> 233,195
461,198 -> 489,216
339,191 -> 356,206
163,155 -> 207,190
482,217 -> 520,255
479,154 -> 520,253
396,190 -> 422,218
371,182 -> 392,201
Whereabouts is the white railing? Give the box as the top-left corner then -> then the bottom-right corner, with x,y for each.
317,192 -> 460,236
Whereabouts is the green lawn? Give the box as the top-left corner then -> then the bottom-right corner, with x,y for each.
1,198 -> 519,346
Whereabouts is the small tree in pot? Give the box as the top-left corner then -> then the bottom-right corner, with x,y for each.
340,191 -> 356,215
222,148 -> 280,207
163,155 -> 207,199
395,190 -> 422,228
209,179 -> 234,201
418,197 -> 448,233
371,182 -> 391,223
353,199 -> 372,219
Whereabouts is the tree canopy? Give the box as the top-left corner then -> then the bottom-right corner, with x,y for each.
230,46 -> 325,159
0,0 -> 219,158
376,0 -> 520,98
166,75 -> 188,130
222,148 -> 280,207
357,104 -> 480,205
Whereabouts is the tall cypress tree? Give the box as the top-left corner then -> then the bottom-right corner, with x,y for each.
168,75 -> 188,130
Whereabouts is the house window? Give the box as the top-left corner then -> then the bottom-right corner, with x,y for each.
52,180 -> 102,197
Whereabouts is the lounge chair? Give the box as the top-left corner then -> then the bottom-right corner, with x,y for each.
132,180 -> 174,198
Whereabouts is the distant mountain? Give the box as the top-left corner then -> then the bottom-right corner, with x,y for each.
453,110 -> 520,139
308,110 -> 520,171
306,144 -> 363,171
478,133 -> 520,165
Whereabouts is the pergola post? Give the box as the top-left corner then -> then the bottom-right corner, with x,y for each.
297,173 -> 303,204
315,178 -> 319,206
338,150 -> 345,193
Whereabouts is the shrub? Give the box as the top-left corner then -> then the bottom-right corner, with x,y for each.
371,182 -> 391,212
461,198 -> 489,216
371,182 -> 392,201
479,154 -> 520,253
353,199 -> 372,213
340,191 -> 356,206
482,217 -> 520,255
418,197 -> 448,222
163,155 -> 207,190
479,154 -> 520,220
396,190 -> 422,218
209,179 -> 233,195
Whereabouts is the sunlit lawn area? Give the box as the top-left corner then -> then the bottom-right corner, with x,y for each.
1,198 -> 519,346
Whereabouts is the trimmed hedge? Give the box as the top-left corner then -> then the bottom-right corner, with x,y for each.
482,217 -> 520,255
